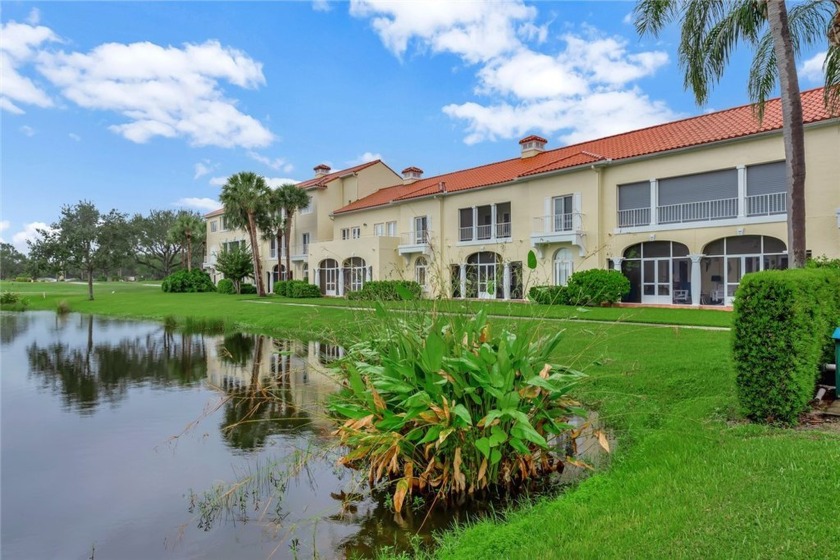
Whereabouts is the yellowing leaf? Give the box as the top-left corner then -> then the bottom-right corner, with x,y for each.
539,363 -> 551,379
393,478 -> 409,513
596,429 -> 611,453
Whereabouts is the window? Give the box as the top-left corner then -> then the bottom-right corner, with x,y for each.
270,238 -> 277,259
221,216 -> 230,231
553,249 -> 574,286
746,161 -> 786,216
344,257 -> 366,292
341,228 -> 350,240
223,240 -> 246,253
351,226 -> 361,239
210,220 -> 218,233
374,223 -> 384,236
552,196 -> 573,232
301,232 -> 310,255
300,200 -> 313,215
458,203 -> 511,242
414,216 -> 429,244
617,182 -> 651,227
386,221 -> 397,236
415,256 -> 428,287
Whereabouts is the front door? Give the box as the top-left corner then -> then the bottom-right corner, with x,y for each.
642,258 -> 671,304
477,263 -> 496,299
324,266 -> 338,296
725,256 -> 760,305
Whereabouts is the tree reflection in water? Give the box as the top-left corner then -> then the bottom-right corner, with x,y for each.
26,315 -> 208,415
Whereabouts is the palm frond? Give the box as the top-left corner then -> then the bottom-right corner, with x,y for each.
824,45 -> 840,113
634,0 -> 680,36
748,33 -> 777,120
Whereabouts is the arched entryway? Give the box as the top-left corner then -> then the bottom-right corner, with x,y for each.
317,259 -> 339,296
702,235 -> 787,305
415,256 -> 428,289
467,252 -> 501,299
553,248 -> 574,286
342,257 -> 367,293
621,241 -> 691,304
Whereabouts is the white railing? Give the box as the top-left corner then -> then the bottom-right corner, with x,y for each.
746,192 -> 786,216
617,207 -> 651,228
532,214 -> 577,233
657,197 -> 737,224
399,231 -> 430,245
459,222 -> 511,242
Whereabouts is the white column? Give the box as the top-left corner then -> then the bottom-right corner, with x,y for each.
650,179 -> 658,226
690,254 -> 703,307
472,207 -> 478,241
737,165 -> 747,218
491,204 -> 497,240
314,267 -> 319,287
503,262 -> 511,300
460,265 -> 467,299
611,257 -> 624,272
338,267 -> 345,296
366,266 -> 372,282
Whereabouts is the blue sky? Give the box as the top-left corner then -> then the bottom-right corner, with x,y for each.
1,1 -> 829,252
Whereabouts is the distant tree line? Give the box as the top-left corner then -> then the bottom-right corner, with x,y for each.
1,200 -> 206,298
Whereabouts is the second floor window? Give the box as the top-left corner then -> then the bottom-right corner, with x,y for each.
351,226 -> 361,239
553,195 -> 573,232
459,202 -> 511,242
414,216 -> 428,243
341,228 -> 350,240
210,220 -> 218,233
374,223 -> 384,236
386,221 -> 397,236
301,232 -> 310,254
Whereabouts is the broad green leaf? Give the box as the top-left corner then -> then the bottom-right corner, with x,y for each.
513,420 -> 548,448
403,391 -> 431,408
489,424 -> 508,446
452,403 -> 473,426
475,437 -> 491,458
498,391 -> 520,410
329,403 -> 369,420
438,427 -> 455,446
527,250 -> 538,270
422,330 -> 444,373
418,425 -> 442,445
490,448 -> 502,465
508,436 -> 530,454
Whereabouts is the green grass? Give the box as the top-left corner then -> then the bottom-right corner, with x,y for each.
2,280 -> 836,560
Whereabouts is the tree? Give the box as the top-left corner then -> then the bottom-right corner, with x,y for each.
29,201 -> 128,300
272,183 -> 311,280
0,243 -> 28,279
220,172 -> 272,297
214,243 -> 254,294
635,0 -> 840,268
167,211 -> 206,272
131,210 -> 183,278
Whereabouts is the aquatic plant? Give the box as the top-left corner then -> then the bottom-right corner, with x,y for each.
328,307 -> 587,512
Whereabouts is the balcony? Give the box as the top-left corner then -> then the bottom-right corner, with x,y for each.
617,208 -> 651,228
459,222 -> 511,243
746,192 -> 786,216
530,213 -> 585,256
398,230 -> 430,255
657,197 -> 737,224
291,244 -> 309,262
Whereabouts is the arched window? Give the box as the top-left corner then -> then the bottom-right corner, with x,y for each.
343,257 -> 367,292
553,249 -> 574,286
466,251 -> 501,299
318,259 -> 339,296
415,256 -> 428,288
621,241 -> 691,304
701,235 -> 786,304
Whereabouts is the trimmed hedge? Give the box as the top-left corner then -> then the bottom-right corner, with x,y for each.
161,269 -> 216,293
528,285 -> 568,305
346,280 -> 421,301
565,269 -> 630,306
274,280 -> 321,298
217,278 -> 236,294
239,283 -> 257,295
733,268 -> 840,424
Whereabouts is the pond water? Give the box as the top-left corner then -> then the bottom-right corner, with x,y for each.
1,312 -> 605,559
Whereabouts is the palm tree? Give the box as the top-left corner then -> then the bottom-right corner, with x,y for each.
272,183 -> 311,280
167,211 -> 205,272
260,190 -> 287,285
635,0 -> 840,268
220,172 -> 272,296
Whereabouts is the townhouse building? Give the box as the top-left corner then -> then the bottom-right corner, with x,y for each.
206,87 -> 839,306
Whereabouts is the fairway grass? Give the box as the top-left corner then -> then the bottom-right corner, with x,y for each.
2,281 -> 838,559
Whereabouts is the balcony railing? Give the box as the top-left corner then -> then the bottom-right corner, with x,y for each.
459,222 -> 511,242
657,197 -> 738,224
746,192 -> 786,216
617,207 -> 651,228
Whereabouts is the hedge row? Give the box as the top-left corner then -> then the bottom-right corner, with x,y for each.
732,268 -> 840,424
346,280 -> 422,301
161,270 -> 216,293
274,280 -> 321,298
529,269 -> 630,306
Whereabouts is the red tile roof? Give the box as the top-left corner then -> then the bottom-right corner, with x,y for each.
205,208 -> 224,218
296,159 -> 386,190
334,88 -> 836,215
519,135 -> 547,144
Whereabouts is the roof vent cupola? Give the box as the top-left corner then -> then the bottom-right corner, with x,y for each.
401,166 -> 423,184
314,163 -> 331,177
519,135 -> 547,158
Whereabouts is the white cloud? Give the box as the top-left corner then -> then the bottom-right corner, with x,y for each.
194,160 -> 215,179
0,220 -> 10,233
208,176 -> 228,187
20,125 -> 35,136
69,132 -> 81,141
174,197 -> 219,212
28,36 -> 273,148
799,51 -> 826,83
247,151 -> 294,172
26,8 -> 42,25
12,221 -> 51,253
0,20 -> 59,113
347,151 -> 383,166
265,177 -> 300,187
352,2 -> 674,146
312,0 -> 332,12
622,12 -> 634,26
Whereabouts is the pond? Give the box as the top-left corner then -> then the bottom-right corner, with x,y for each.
0,312 -> 605,559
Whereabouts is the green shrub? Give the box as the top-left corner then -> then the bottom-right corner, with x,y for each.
13,276 -> 31,282
0,292 -> 29,310
161,269 -> 216,293
807,255 -> 840,270
564,269 -> 630,306
290,281 -> 321,298
239,283 -> 257,295
217,278 -> 236,294
733,268 -> 840,424
346,280 -> 421,301
328,309 -> 585,512
274,280 -> 289,297
528,285 -> 568,305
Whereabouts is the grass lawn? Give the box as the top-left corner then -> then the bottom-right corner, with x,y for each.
2,281 -> 837,559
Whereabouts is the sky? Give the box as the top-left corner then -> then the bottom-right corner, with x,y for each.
0,1 -> 829,253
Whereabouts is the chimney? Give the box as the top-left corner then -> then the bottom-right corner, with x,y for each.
519,135 -> 547,158
401,166 -> 423,184
314,163 -> 331,177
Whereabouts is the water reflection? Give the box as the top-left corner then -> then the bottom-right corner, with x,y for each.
26,315 -> 208,414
